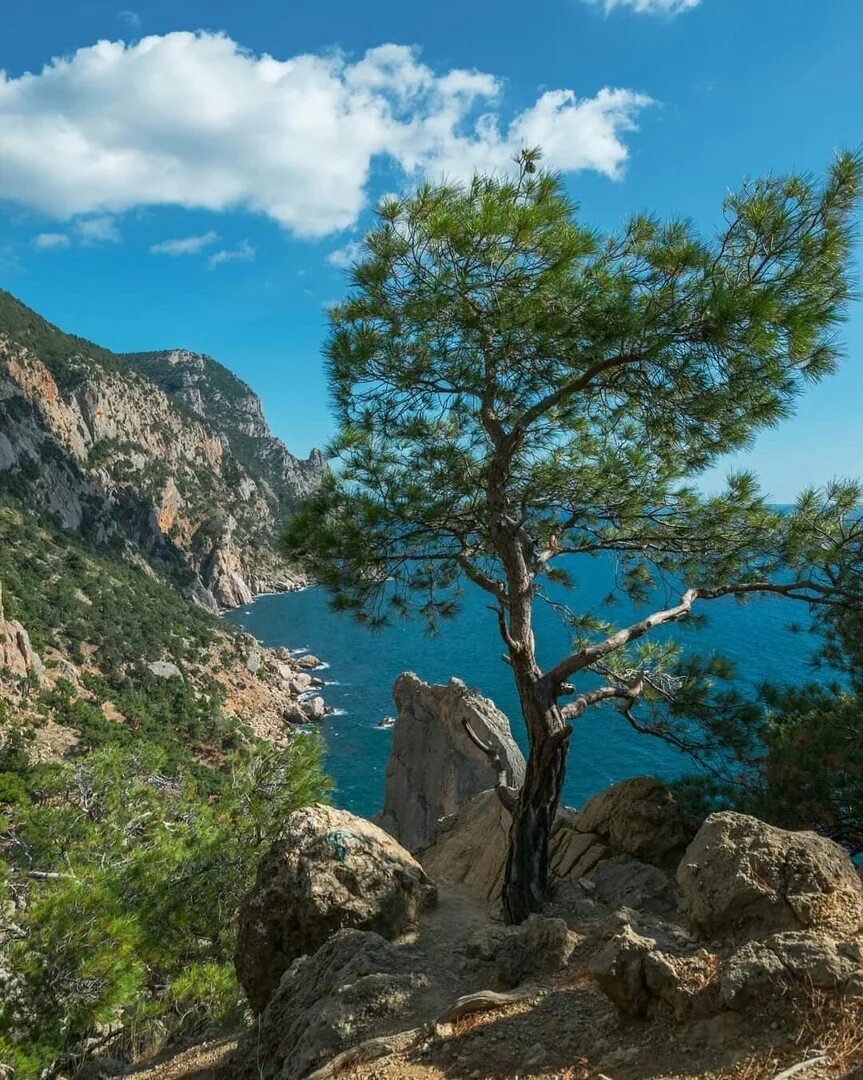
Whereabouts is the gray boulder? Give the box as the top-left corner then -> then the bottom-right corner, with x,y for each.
378,673 -> 525,851
465,915 -> 576,989
235,805 -> 437,1012
301,695 -> 327,722
574,776 -> 692,867
677,812 -> 863,939
418,788 -> 515,904
590,913 -> 713,1020
231,930 -> 422,1080
719,941 -> 787,1010
589,854 -> 676,915
146,660 -> 182,680
719,931 -> 861,1009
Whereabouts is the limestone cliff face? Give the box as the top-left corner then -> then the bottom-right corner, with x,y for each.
0,580 -> 43,684
0,291 -> 324,607
123,349 -> 326,511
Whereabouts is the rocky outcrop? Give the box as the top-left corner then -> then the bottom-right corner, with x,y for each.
235,805 -> 437,1012
123,348 -> 326,513
590,911 -> 713,1020
677,812 -> 863,939
378,674 -> 525,851
232,929 -> 424,1080
0,580 -> 43,683
417,776 -> 686,912
720,932 -> 863,1008
572,776 -> 693,868
419,788 -> 516,904
465,915 -> 576,989
590,811 -> 863,1022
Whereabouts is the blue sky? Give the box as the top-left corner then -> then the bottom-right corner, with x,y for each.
0,0 -> 861,499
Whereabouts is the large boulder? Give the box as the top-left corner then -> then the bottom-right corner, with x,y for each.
573,777 -> 692,868
677,812 -> 863,939
235,805 -> 437,1012
418,788 -> 515,904
378,673 -> 525,851
590,912 -> 714,1020
231,930 -> 423,1080
719,931 -> 861,1009
465,915 -> 576,989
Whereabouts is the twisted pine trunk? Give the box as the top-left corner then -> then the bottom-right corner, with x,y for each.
501,665 -> 569,924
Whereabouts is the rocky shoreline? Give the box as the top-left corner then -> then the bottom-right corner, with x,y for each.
218,585 -> 336,733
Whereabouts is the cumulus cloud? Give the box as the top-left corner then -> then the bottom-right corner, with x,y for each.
0,34 -> 652,238
150,230 -> 218,255
583,0 -> 699,13
207,239 -> 255,268
33,232 -> 70,250
327,240 -> 364,269
75,216 -> 121,244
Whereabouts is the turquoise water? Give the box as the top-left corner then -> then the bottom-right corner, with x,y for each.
224,565 -> 823,819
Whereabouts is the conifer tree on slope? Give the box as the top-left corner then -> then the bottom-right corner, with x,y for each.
285,149 -> 862,923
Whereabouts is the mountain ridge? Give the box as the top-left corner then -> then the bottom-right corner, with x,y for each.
0,288 -> 324,608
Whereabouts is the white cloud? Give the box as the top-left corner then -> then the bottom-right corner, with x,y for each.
33,231 -> 70,250
117,10 -> 141,28
0,34 -> 653,239
150,230 -> 218,255
327,240 -> 364,269
582,0 -> 699,13
75,216 -> 121,244
207,239 -> 255,268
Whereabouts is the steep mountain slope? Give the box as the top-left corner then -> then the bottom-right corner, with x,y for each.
0,290 -> 324,607
124,348 -> 325,518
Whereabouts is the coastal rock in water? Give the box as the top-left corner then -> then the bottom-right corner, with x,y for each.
0,580 -> 44,683
301,695 -> 327,722
677,812 -> 863,939
296,653 -> 323,669
378,673 -> 525,851
235,805 -> 437,1012
231,929 -> 422,1080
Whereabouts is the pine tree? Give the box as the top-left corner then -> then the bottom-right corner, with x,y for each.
284,149 -> 862,923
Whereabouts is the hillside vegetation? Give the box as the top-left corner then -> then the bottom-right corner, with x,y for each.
0,293 -> 330,1078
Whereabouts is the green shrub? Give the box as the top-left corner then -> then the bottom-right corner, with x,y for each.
1,735 -> 329,1077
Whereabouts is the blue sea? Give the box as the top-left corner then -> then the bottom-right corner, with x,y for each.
224,563 -> 825,820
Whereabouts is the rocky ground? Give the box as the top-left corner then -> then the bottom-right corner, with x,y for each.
68,676 -> 863,1080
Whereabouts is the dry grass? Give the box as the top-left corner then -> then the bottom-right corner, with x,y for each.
793,989 -> 863,1073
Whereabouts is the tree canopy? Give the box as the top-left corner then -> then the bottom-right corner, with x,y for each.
285,148 -> 862,921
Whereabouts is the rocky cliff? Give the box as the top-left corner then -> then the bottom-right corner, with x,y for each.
0,289 -> 324,608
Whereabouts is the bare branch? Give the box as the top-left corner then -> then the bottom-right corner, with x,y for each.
462,719 -> 519,814
559,682 -> 643,720
543,577 -> 856,690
